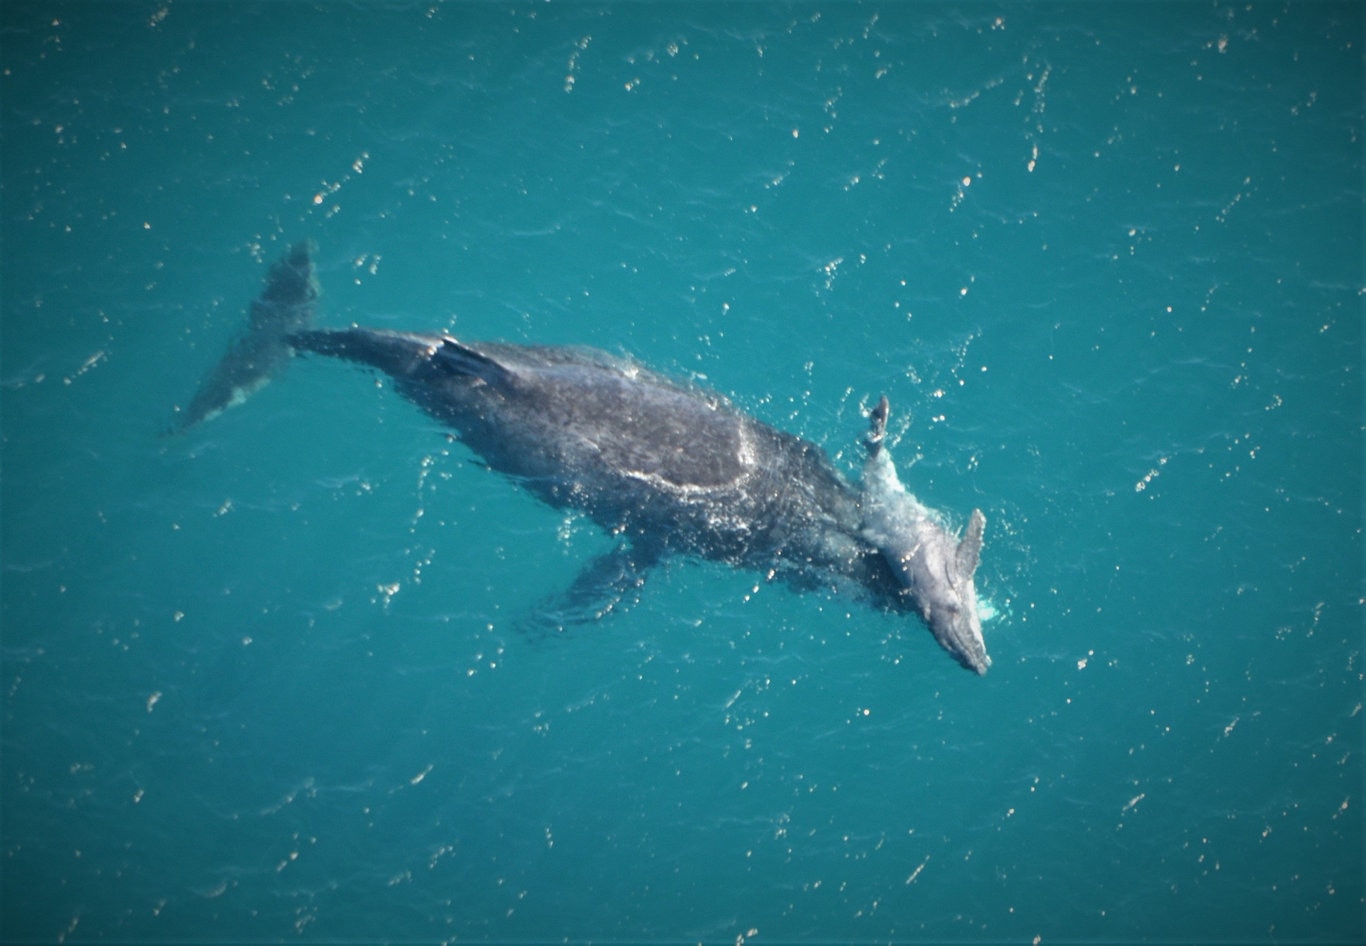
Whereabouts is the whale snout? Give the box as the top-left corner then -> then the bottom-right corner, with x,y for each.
942,628 -> 990,675
960,644 -> 991,675
924,600 -> 990,675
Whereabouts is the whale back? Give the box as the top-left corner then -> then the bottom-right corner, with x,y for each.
289,327 -> 868,578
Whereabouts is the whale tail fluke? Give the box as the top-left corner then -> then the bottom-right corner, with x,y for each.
168,240 -> 319,433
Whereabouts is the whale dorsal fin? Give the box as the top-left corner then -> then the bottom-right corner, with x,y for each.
433,336 -> 515,388
956,509 -> 986,578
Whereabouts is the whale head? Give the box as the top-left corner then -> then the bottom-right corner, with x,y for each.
861,473 -> 991,674
908,508 -> 989,674
860,396 -> 990,674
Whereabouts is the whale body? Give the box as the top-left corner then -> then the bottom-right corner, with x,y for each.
174,242 -> 990,673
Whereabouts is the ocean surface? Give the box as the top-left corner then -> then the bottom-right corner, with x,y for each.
2,2 -> 1361,943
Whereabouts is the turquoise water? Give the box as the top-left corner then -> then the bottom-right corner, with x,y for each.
2,2 -> 1361,942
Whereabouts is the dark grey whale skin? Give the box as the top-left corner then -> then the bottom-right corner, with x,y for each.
174,241 -> 989,673
288,327 -> 905,607
168,241 -> 318,433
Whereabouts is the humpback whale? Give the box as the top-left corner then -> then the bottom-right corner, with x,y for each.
174,242 -> 990,673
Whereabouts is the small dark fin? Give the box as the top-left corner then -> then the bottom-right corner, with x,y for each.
431,336 -> 515,388
168,240 -> 318,433
288,328 -> 517,391
866,394 -> 890,456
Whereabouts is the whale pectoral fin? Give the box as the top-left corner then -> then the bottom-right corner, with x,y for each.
520,540 -> 666,634
957,508 -> 986,578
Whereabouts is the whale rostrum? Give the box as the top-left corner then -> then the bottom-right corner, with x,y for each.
174,242 -> 991,673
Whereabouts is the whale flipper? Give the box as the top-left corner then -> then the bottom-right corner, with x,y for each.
520,539 -> 666,633
957,508 -> 986,577
170,240 -> 318,432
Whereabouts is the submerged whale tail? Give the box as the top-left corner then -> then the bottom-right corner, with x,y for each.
168,240 -> 319,433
